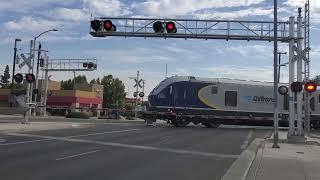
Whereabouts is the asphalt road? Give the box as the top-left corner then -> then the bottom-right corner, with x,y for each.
0,123 -> 271,180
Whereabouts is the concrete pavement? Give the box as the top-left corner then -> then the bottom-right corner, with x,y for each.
246,130 -> 320,180
0,123 -> 270,180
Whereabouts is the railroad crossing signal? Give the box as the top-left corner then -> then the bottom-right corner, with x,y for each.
165,22 -> 177,33
134,79 -> 143,88
91,20 -> 116,32
19,54 -> 33,69
13,74 -> 24,83
291,82 -> 303,93
83,62 -> 97,69
278,86 -> 288,95
304,82 -> 317,93
139,92 -> 145,97
25,74 -> 35,83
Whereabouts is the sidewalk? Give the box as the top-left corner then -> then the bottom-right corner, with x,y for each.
246,131 -> 320,180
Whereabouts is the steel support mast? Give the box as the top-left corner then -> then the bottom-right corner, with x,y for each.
272,0 -> 280,148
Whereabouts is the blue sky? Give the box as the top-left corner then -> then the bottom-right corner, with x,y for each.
0,0 -> 320,97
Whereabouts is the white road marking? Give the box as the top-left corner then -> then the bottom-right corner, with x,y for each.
1,129 -> 140,146
0,139 -> 51,146
0,138 -> 6,143
56,150 -> 101,161
241,130 -> 253,150
66,129 -> 141,138
7,133 -> 239,159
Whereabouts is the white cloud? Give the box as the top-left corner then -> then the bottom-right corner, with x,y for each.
283,0 -> 320,24
132,0 -> 266,17
3,16 -> 61,32
83,0 -> 131,17
48,8 -> 88,22
220,44 -> 288,58
194,8 -> 273,20
198,65 -> 274,82
85,47 -> 178,64
0,0 -> 76,12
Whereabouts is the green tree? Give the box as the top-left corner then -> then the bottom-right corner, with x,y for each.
311,75 -> 320,85
90,78 -> 101,84
1,65 -> 10,85
101,75 -> 126,108
61,75 -> 88,90
74,75 -> 87,84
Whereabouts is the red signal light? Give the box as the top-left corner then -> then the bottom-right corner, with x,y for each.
104,20 -> 116,31
25,74 -> 35,83
166,22 -> 177,33
304,82 -> 317,93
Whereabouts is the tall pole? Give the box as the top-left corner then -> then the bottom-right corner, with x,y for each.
135,71 -> 139,120
34,43 -> 41,106
288,16 -> 295,136
165,64 -> 168,78
32,29 -> 58,114
297,8 -> 304,136
11,39 -> 21,85
142,80 -> 145,103
73,71 -> 76,89
272,0 -> 280,148
11,39 -> 21,107
43,56 -> 49,116
26,40 -> 34,122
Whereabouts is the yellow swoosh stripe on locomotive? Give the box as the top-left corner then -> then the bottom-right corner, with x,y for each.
147,76 -> 320,128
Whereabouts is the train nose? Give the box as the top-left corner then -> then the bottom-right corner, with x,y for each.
148,95 -> 157,104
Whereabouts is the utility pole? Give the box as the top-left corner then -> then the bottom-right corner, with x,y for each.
142,80 -> 145,103
73,71 -> 76,89
11,38 -> 21,107
296,8 -> 304,136
135,71 -> 139,119
272,0 -> 280,148
165,64 -> 168,78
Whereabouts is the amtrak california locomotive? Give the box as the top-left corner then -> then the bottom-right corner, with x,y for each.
145,76 -> 320,128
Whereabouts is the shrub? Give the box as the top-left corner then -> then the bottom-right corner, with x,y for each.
66,112 -> 89,119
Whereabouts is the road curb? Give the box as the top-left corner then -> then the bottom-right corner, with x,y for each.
221,138 -> 265,180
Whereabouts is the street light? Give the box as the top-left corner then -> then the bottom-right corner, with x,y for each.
11,38 -> 21,107
12,38 -> 21,85
272,0 -> 280,149
31,29 -> 58,114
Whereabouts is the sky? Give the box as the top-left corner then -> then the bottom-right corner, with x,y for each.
0,0 -> 320,97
